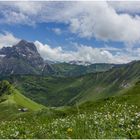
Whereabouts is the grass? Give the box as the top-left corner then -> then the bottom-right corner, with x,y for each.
0,80 -> 45,120
0,77 -> 140,138
12,90 -> 45,111
0,82 -> 45,111
1,60 -> 140,107
1,61 -> 140,138
52,62 -> 115,77
1,79 -> 140,138
0,99 -> 140,139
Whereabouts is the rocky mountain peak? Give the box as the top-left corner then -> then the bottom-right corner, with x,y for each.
0,40 -> 40,59
0,40 -> 54,75
14,40 -> 38,53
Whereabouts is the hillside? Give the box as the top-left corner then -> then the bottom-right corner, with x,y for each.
1,60 -> 140,107
0,83 -> 140,138
52,62 -> 117,77
0,80 -> 45,120
0,59 -> 140,138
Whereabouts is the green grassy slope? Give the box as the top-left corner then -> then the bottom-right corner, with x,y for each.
0,80 -> 45,120
1,61 -> 140,138
72,78 -> 140,115
114,80 -> 140,107
1,60 -> 140,107
1,83 -> 140,138
8,76 -> 83,106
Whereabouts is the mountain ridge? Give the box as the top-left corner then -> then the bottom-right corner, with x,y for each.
0,39 -> 123,77
0,40 -> 54,76
0,59 -> 139,107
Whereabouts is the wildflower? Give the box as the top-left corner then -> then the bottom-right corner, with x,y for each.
14,131 -> 19,137
67,128 -> 73,134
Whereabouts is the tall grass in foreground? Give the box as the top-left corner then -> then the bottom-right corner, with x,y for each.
0,100 -> 140,139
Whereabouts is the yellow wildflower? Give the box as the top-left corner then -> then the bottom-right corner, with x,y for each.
67,128 -> 73,133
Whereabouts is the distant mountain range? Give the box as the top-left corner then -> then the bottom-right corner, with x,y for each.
1,41 -> 140,139
0,40 -> 140,107
52,62 -> 124,77
69,60 -> 92,66
1,60 -> 140,107
0,39 -> 125,77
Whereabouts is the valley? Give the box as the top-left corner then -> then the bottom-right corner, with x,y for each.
0,60 -> 139,107
0,40 -> 140,139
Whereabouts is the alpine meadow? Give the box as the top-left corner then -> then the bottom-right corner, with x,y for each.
0,1 -> 140,139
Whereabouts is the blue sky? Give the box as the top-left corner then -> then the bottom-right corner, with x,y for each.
0,1 -> 140,64
0,22 -> 124,50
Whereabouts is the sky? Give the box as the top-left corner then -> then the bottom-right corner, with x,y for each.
0,1 -> 140,64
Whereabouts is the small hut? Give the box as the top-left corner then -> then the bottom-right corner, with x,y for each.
18,108 -> 28,112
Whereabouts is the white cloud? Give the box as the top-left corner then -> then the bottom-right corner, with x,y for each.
52,28 -> 62,35
109,1 -> 140,14
0,35 -> 138,64
67,2 -> 140,44
1,11 -> 34,25
0,1 -> 44,25
1,1 -> 140,44
0,32 -> 20,48
35,40 -> 138,64
1,1 -> 140,64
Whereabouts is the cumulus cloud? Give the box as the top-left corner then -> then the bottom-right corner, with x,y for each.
67,2 -> 140,44
1,1 -> 140,63
109,1 -> 140,14
1,1 -> 140,44
35,41 -> 137,64
0,32 -> 20,48
0,2 -> 41,25
0,33 -> 138,64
